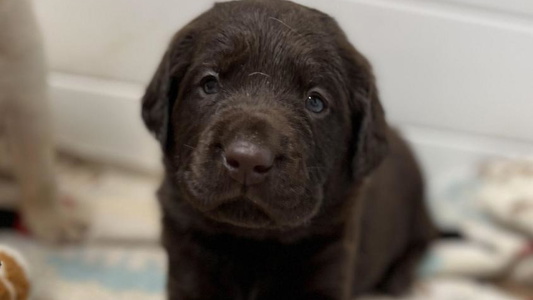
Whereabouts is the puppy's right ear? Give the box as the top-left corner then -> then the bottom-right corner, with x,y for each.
141,27 -> 195,148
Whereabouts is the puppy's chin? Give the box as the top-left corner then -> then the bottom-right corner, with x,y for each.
205,198 -> 275,229
208,195 -> 324,229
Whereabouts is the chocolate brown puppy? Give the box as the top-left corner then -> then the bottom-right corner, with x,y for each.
142,1 -> 436,299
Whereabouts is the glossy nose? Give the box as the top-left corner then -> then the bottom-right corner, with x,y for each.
223,140 -> 274,185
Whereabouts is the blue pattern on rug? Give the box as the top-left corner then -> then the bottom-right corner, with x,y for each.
47,252 -> 165,293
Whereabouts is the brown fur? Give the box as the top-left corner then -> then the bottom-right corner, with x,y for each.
142,1 -> 437,299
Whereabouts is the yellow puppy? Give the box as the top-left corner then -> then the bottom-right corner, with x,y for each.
0,0 -> 86,242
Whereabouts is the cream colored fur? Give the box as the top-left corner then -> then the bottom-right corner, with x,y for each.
0,0 -> 86,242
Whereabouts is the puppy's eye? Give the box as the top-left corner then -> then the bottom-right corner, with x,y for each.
305,93 -> 326,113
201,76 -> 219,94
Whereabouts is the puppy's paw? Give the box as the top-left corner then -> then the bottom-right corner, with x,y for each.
21,193 -> 90,243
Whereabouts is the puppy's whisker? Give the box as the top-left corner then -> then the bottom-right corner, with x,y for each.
248,72 -> 271,78
269,17 -> 301,36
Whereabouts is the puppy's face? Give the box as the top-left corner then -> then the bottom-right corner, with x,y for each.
143,0 -> 387,230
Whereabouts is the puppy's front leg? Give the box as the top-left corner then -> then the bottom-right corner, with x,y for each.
4,83 -> 88,242
298,242 -> 356,300
298,225 -> 361,300
296,197 -> 362,300
163,225 -> 233,300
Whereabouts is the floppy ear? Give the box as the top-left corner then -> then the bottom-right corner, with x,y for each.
341,44 -> 389,178
141,27 -> 195,148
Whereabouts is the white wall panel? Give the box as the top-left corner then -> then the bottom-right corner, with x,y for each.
29,0 -> 533,182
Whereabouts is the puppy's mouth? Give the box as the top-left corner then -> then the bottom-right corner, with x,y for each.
181,157 -> 321,230
206,197 -> 274,228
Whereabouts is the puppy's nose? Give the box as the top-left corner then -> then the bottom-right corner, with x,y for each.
223,140 -> 274,185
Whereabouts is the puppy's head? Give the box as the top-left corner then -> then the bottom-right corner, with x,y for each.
142,0 -> 387,230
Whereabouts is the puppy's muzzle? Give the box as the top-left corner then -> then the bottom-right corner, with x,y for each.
222,140 -> 274,186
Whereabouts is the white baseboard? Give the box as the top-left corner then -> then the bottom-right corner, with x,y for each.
48,73 -> 533,183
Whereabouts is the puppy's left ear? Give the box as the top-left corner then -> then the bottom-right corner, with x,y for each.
141,26 -> 195,148
340,43 -> 389,178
